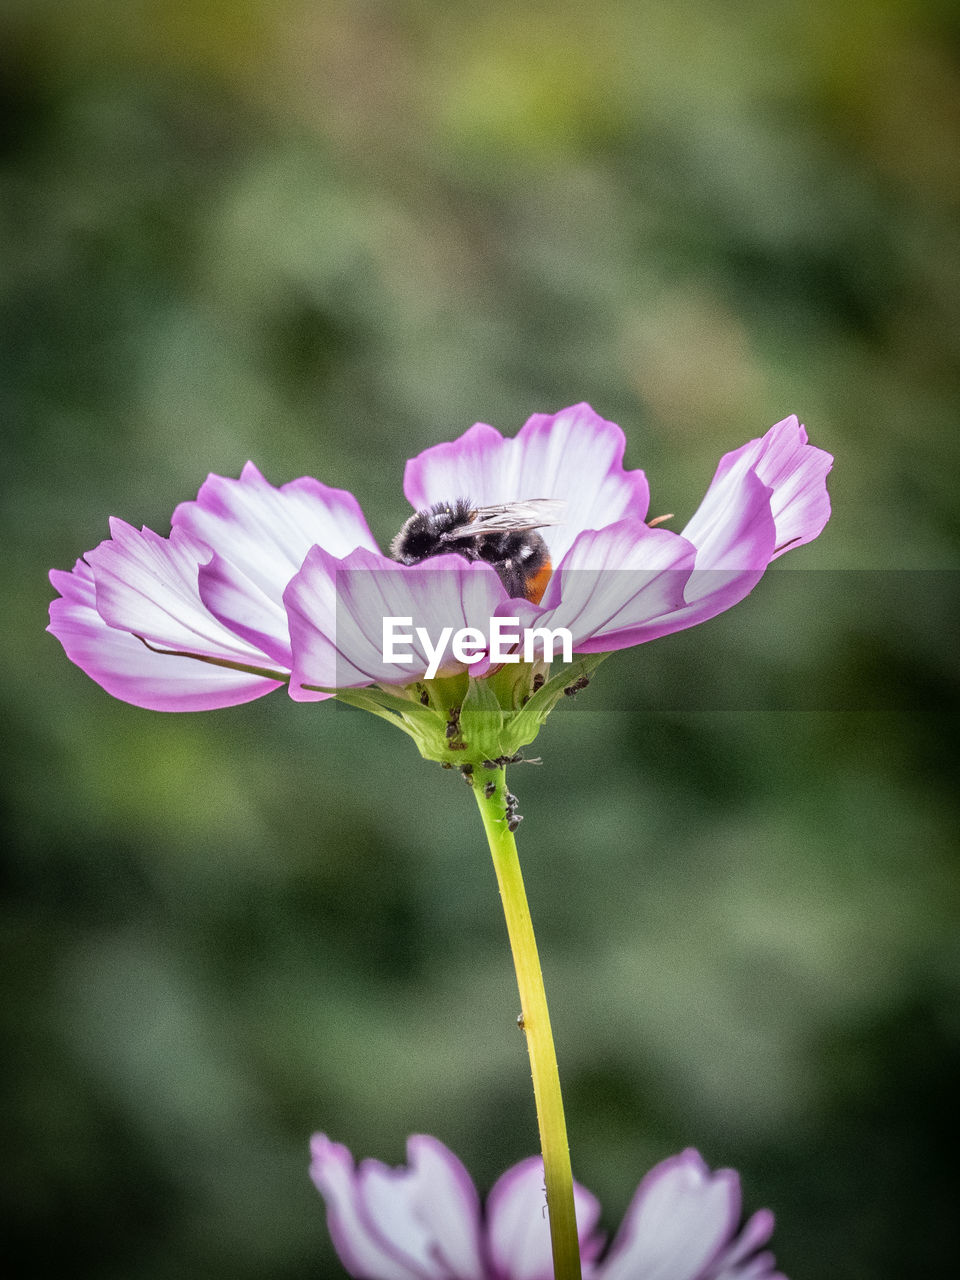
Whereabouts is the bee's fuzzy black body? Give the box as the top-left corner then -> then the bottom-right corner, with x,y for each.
390,499 -> 552,601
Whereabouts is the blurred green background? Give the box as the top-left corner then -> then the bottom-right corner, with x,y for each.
2,1 -> 959,1276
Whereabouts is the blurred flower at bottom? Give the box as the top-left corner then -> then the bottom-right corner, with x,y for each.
310,1133 -> 784,1280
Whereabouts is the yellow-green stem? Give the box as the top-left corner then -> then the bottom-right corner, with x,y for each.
473,769 -> 581,1280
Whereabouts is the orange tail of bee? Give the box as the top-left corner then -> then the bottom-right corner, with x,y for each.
524,558 -> 552,605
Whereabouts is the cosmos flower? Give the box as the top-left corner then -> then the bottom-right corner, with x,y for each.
310,1133 -> 786,1280
48,404 -> 831,712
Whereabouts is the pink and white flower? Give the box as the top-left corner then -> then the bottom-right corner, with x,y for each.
310,1133 -> 786,1280
48,404 -> 831,710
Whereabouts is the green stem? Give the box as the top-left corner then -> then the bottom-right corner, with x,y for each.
473,769 -> 582,1280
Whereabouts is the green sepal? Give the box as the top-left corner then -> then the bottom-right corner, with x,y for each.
322,654 -> 610,768
499,653 -> 610,756
331,686 -> 444,747
458,675 -> 506,758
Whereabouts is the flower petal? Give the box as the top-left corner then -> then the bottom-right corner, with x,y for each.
48,560 -> 282,711
354,1137 -> 487,1280
197,553 -> 293,668
638,430 -> 817,638
404,1136 -> 488,1279
594,1150 -> 740,1280
485,1158 -> 604,1280
309,1135 -> 428,1280
285,546 -> 511,697
403,404 -> 651,563
510,520 -> 697,653
615,466 -> 777,640
85,519 -> 284,670
172,462 -> 380,599
682,464 -> 777,574
709,1208 -> 781,1280
684,416 -> 831,563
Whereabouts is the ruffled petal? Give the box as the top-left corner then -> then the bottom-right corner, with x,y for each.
355,1137 -> 487,1280
285,545 -> 511,697
85,519 -> 284,670
485,1158 -> 604,1280
709,1208 -> 782,1280
684,416 -> 831,563
48,560 -> 282,711
645,425 -> 824,639
403,404 -> 650,563
594,1150 -> 740,1280
309,1135 -> 428,1280
172,462 -> 380,601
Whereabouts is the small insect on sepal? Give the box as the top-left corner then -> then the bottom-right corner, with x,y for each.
563,673 -> 591,697
504,789 -> 523,831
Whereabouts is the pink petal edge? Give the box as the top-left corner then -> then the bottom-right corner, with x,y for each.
48,560 -> 282,712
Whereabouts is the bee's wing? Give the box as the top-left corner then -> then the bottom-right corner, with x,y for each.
448,499 -> 566,538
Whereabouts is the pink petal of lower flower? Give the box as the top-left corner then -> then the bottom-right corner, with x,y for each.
485,1157 -> 604,1280
404,1136 -> 487,1280
285,546 -> 510,696
172,462 -> 379,601
355,1137 -> 486,1280
309,1135 -> 427,1280
712,1255 -> 784,1280
403,404 -> 651,564
594,1150 -> 740,1280
708,1209 -> 781,1279
48,561 -> 282,711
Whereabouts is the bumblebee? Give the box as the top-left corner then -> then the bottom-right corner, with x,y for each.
389,498 -> 563,603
